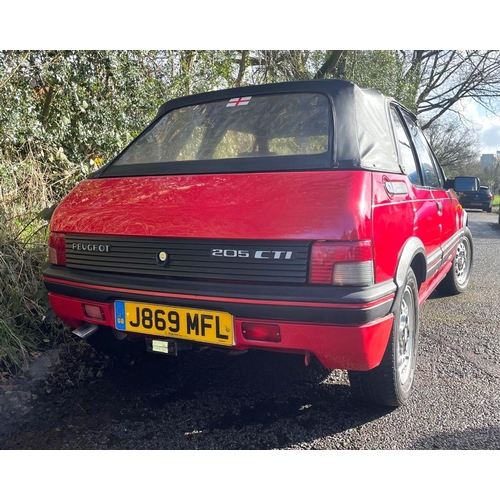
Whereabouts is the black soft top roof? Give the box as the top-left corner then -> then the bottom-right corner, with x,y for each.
155,79 -> 406,172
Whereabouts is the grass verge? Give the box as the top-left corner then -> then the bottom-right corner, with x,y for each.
0,151 -> 88,372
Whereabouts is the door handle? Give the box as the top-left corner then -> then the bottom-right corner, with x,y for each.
436,201 -> 443,211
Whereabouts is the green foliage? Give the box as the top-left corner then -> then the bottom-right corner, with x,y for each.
0,152 -> 73,371
167,50 -> 243,94
0,228 -> 44,370
0,51 -> 171,164
339,51 -> 419,111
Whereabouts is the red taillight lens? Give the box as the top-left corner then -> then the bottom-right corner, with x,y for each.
242,323 -> 281,343
48,232 -> 66,266
309,241 -> 374,286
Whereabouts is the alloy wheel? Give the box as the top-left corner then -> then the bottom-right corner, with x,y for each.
397,284 -> 415,385
454,236 -> 470,286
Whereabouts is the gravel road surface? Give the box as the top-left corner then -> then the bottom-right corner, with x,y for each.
1,211 -> 499,450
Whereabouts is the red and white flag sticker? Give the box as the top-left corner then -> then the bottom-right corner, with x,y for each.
226,96 -> 252,107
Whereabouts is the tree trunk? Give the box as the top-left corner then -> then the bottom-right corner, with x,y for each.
314,50 -> 344,79
40,86 -> 55,130
234,50 -> 248,87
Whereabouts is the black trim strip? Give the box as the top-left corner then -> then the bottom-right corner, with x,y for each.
426,257 -> 442,281
43,265 -> 396,305
425,231 -> 461,281
45,281 -> 394,326
99,154 -> 332,178
442,232 -> 461,260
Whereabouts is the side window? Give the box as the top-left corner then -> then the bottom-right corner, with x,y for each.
402,112 -> 444,189
390,107 -> 421,185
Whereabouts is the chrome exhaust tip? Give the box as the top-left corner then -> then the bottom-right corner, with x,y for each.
72,323 -> 99,339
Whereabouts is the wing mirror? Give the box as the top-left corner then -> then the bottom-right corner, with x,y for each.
444,176 -> 480,192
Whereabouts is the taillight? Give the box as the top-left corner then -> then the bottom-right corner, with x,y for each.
309,241 -> 374,286
48,232 -> 66,266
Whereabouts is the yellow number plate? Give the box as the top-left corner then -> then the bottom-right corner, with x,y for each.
114,301 -> 234,346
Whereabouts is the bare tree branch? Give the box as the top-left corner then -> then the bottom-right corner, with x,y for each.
426,116 -> 481,175
415,50 -> 500,129
0,51 -> 31,89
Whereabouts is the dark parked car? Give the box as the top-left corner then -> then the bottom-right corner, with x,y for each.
459,185 -> 493,212
44,79 -> 477,407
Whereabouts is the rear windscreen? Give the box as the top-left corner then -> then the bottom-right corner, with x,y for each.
112,93 -> 330,166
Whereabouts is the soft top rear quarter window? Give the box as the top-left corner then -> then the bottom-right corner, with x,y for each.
114,93 -> 330,167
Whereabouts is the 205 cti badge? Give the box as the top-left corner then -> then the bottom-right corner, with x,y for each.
211,248 -> 294,259
43,79 -> 478,407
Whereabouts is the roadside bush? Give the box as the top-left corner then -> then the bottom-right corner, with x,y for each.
0,224 -> 47,370
0,151 -> 89,371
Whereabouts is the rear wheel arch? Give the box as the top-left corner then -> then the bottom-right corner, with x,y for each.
348,266 -> 419,407
346,238 -> 426,407
410,253 -> 426,290
392,237 -> 426,312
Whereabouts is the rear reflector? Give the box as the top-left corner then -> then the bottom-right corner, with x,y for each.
309,241 -> 374,286
242,323 -> 281,343
82,304 -> 105,320
48,232 -> 66,266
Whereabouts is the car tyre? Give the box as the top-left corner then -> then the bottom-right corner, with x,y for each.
437,226 -> 473,295
348,267 -> 419,408
486,206 -> 492,213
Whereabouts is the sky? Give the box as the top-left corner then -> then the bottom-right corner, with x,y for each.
458,99 -> 500,156
478,120 -> 500,156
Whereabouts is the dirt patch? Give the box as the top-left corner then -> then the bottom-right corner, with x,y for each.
0,340 -> 131,435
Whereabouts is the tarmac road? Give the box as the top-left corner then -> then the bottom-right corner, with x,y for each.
1,210 -> 499,450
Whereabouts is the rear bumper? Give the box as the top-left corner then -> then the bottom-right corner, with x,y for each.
45,275 -> 395,371
460,200 -> 492,210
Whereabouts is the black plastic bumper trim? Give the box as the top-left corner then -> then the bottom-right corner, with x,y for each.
43,265 -> 396,306
44,277 -> 395,327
